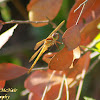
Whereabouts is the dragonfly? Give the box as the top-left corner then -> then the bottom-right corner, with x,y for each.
28,20 -> 65,73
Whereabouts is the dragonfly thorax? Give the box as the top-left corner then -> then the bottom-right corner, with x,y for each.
45,38 -> 55,47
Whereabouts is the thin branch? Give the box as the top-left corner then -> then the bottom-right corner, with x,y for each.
41,70 -> 56,100
69,76 -> 81,88
31,67 -> 48,72
55,74 -> 65,100
74,0 -> 88,25
64,75 -> 69,100
75,79 -> 84,100
74,0 -> 88,12
1,20 -> 49,25
75,69 -> 86,100
76,3 -> 86,25
75,53 -> 90,100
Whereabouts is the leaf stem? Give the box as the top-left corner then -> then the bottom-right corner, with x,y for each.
64,75 -> 69,100
41,70 -> 56,100
55,74 -> 65,100
75,69 -> 86,100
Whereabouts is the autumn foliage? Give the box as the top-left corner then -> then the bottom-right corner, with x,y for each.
0,0 -> 100,100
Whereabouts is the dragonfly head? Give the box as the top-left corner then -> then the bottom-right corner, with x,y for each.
52,33 -> 59,40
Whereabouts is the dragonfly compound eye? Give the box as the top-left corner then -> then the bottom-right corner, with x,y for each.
52,33 -> 59,40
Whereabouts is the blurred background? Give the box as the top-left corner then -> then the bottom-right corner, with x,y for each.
0,0 -> 100,100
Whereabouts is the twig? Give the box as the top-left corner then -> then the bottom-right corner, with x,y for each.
41,70 -> 56,100
64,75 -> 69,100
74,0 -> 88,25
31,67 -> 48,72
75,68 -> 86,100
1,20 -> 49,25
75,52 -> 89,100
55,74 -> 65,100
75,79 -> 84,100
76,3 -> 86,25
74,0 -> 88,12
69,75 -> 81,88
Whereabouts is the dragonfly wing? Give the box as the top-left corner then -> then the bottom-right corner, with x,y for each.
29,45 -> 43,62
28,46 -> 48,73
47,20 -> 65,37
34,39 -> 45,50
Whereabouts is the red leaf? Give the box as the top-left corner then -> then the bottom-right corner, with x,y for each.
25,70 -> 76,100
65,52 -> 90,78
27,0 -> 38,11
44,84 -> 76,100
0,80 -> 6,89
80,16 -> 100,46
0,63 -> 28,80
27,81 -> 76,100
28,92 -> 41,100
64,1 -> 100,48
49,47 -> 73,70
24,70 -> 63,97
65,0 -> 100,47
27,0 -> 63,27
62,25 -> 81,50
44,84 -> 66,100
